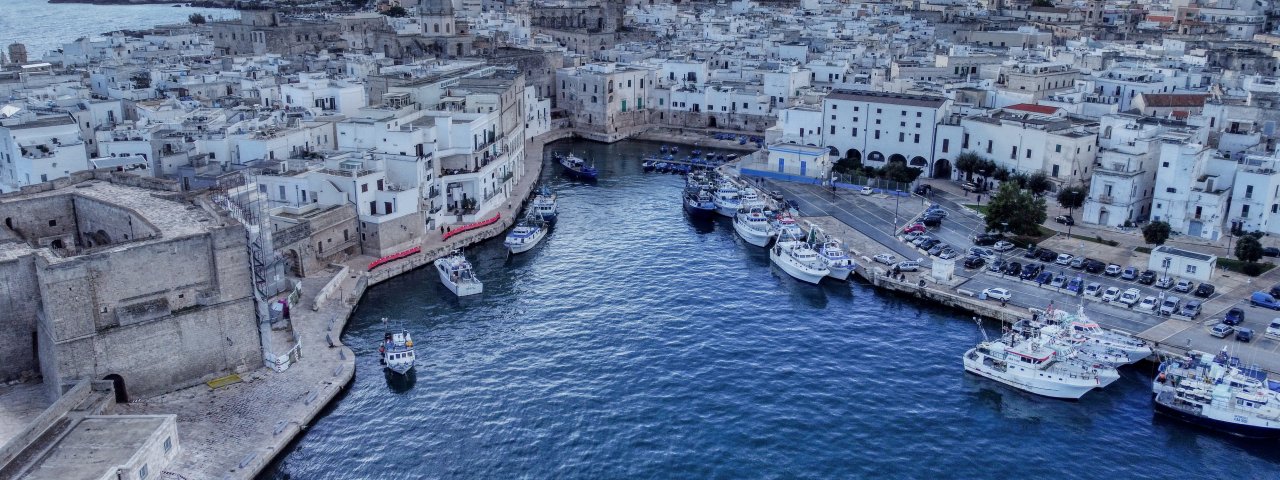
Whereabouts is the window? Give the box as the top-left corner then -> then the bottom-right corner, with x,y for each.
876,108 -> 881,114
917,112 -> 923,118
900,122 -> 906,127
914,134 -> 920,144
1010,146 -> 1017,160
1051,165 -> 1059,177
830,125 -> 835,135
915,123 -> 920,128
831,115 -> 837,120
48,219 -> 56,227
1186,265 -> 1197,274
899,132 -> 905,142
1026,149 -> 1032,159
361,183 -> 368,193
875,119 -> 881,125
875,130 -> 880,139
1162,161 -> 1169,167
164,437 -> 172,453
854,106 -> 860,111
962,134 -> 969,149
1055,144 -> 1062,153
901,110 -> 907,116
942,139 -> 950,153
1246,185 -> 1254,199
140,465 -> 150,480
832,104 -> 837,110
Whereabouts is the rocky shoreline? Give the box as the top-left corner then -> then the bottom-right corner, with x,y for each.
47,0 -> 235,7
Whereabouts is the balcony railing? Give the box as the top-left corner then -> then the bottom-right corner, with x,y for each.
1097,195 -> 1114,204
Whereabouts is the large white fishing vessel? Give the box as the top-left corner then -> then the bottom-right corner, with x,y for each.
504,212 -> 548,254
733,206 -> 774,247
1154,349 -> 1280,438
770,233 -> 830,284
963,331 -> 1115,400
434,251 -> 483,296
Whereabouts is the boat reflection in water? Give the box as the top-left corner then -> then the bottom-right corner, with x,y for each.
384,367 -> 417,393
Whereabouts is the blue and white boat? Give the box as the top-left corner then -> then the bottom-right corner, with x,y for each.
560,153 -> 598,181
712,183 -> 741,217
379,320 -> 416,375
805,224 -> 855,280
504,212 -> 548,254
1154,348 -> 1280,438
684,189 -> 717,219
531,185 -> 557,223
642,159 -> 656,172
734,206 -> 774,247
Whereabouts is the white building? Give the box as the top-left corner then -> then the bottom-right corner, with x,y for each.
1228,154 -> 1280,235
0,108 -> 91,192
1147,245 -> 1216,283
957,104 -> 1097,188
1150,134 -> 1233,240
819,90 -> 955,176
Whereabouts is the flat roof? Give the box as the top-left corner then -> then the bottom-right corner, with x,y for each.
1153,245 -> 1216,262
23,415 -> 172,480
826,89 -> 947,108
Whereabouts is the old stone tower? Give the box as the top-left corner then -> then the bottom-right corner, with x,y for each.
419,0 -> 457,36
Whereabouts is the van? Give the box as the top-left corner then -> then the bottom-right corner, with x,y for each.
895,261 -> 920,272
1250,291 -> 1280,310
1267,319 -> 1280,339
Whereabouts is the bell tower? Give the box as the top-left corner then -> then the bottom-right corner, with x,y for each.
418,0 -> 456,36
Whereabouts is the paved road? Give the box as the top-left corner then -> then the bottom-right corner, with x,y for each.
765,180 -> 930,265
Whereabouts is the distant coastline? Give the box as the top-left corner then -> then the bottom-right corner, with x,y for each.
46,0 -> 234,7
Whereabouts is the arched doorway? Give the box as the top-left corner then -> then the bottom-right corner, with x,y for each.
827,146 -> 839,157
888,153 -> 907,164
4,217 -> 11,229
708,116 -> 717,128
1098,209 -> 1110,227
104,374 -> 128,403
867,151 -> 884,162
933,158 -> 952,179
909,156 -> 928,167
284,249 -> 303,277
846,149 -> 861,163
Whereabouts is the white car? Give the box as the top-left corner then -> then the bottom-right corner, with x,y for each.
1084,282 -> 1102,297
1118,288 -> 1142,307
873,253 -> 898,266
861,186 -> 874,195
1136,296 -> 1159,313
1054,253 -> 1073,266
982,287 -> 1012,302
1101,287 -> 1121,302
992,240 -> 1015,252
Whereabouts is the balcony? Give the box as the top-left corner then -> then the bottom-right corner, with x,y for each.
1097,195 -> 1114,205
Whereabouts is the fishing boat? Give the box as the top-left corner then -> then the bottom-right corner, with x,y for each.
770,232 -> 830,284
434,251 -> 483,296
531,185 -> 557,223
684,189 -> 718,219
504,212 -> 548,254
379,320 -> 415,375
734,206 -> 774,247
1041,306 -> 1152,363
713,183 -> 741,217
771,213 -> 804,240
739,187 -> 766,210
642,158 -> 656,172
1153,349 -> 1280,438
805,226 -> 855,280
964,329 -> 1114,400
560,153 -> 598,181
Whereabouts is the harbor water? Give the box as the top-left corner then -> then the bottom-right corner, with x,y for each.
265,138 -> 1280,479
1,0 -> 234,62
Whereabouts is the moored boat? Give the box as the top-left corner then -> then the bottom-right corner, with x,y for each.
379,321 -> 415,375
531,185 -> 558,223
713,183 -> 741,217
560,153 -> 598,181
805,226 -> 855,280
504,212 -> 548,254
1153,349 -> 1280,438
963,332 -> 1112,400
684,189 -> 717,219
770,232 -> 829,284
434,251 -> 483,296
734,206 -> 774,247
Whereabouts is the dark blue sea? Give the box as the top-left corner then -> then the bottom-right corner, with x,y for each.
264,139 -> 1280,479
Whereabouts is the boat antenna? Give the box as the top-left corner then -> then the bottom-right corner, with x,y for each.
973,316 -> 989,342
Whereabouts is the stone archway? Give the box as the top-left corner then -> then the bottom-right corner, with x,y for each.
867,151 -> 884,162
284,248 -> 303,277
846,149 -> 862,162
827,146 -> 839,156
933,158 -> 952,179
909,156 -> 928,167
104,374 -> 128,403
888,153 -> 907,164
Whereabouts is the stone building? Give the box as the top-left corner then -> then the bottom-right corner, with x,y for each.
0,172 -> 261,401
530,0 -> 627,55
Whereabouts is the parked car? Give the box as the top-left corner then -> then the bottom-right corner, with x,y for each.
860,186 -> 874,195
1003,261 -> 1023,276
963,255 -> 986,269
962,181 -> 980,192
1050,274 -> 1067,288
1037,249 -> 1058,262
1264,247 -> 1280,257
920,239 -> 941,250
1137,270 -> 1157,285
1159,296 -> 1181,316
1054,215 -> 1075,225
993,240 -> 1015,252
1101,287 -> 1122,302
1174,279 -> 1193,293
972,233 -> 1001,246
1155,277 -> 1174,289
895,261 -> 920,272
988,259 -> 1006,273
1136,296 -> 1159,313
926,206 -> 948,217
1069,257 -> 1086,269
873,253 -> 898,266
1023,247 -> 1041,259
1084,282 -> 1103,296
1250,291 -> 1280,310
902,223 -> 927,235
1084,259 -> 1106,274
914,184 -> 933,196
968,247 -> 995,260
1036,271 -> 1054,285
1237,327 -> 1255,342
1119,288 -> 1142,307
982,287 -> 1012,301
1020,263 -> 1042,280
1194,283 -> 1216,298
1120,267 -> 1138,281
1104,264 -> 1122,276
928,243 -> 947,256
1210,323 -> 1235,338
1180,300 -> 1202,318
922,216 -> 943,227
938,249 -> 960,260
1055,253 -> 1074,266
912,235 -> 933,246
1267,318 -> 1280,339
1225,307 -> 1245,325
1066,277 -> 1083,294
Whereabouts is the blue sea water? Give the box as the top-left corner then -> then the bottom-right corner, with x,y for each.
1,0 -> 234,62
265,139 -> 1280,479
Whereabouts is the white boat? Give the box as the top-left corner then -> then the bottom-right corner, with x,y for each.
963,333 -> 1111,399
1042,306 -> 1152,363
739,187 -> 766,210
379,323 -> 415,375
771,213 -> 804,239
713,183 -> 741,217
504,213 -> 547,254
434,251 -> 483,296
1154,349 -> 1280,438
770,233 -> 830,284
733,207 -> 774,247
531,185 -> 557,223
805,225 -> 855,281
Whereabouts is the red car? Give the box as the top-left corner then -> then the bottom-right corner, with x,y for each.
902,223 -> 927,234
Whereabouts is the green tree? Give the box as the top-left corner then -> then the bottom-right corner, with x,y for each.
955,152 -> 983,180
833,156 -> 862,174
1142,221 -> 1171,246
1236,235 -> 1264,263
188,13 -> 206,24
1056,185 -> 1087,211
985,182 -> 1048,236
383,5 -> 408,17
1025,172 -> 1052,196
878,161 -> 924,184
